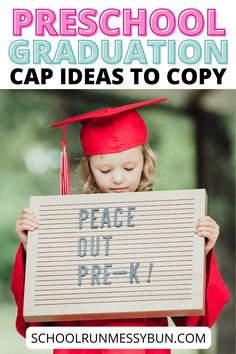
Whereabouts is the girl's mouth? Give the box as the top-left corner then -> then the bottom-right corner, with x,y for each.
110,187 -> 128,192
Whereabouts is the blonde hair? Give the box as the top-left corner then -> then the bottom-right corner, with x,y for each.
77,143 -> 157,194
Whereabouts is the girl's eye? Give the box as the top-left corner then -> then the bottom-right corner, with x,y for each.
100,170 -> 111,174
124,167 -> 134,171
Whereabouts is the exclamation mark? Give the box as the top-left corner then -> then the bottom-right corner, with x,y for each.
147,262 -> 153,283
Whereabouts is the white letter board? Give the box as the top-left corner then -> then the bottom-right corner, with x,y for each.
24,189 -> 207,322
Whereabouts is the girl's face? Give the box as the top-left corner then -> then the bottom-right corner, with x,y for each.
90,146 -> 144,193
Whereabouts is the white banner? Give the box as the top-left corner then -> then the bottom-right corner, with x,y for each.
0,0 -> 235,89
26,326 -> 211,349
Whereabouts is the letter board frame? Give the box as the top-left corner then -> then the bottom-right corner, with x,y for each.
24,189 -> 207,322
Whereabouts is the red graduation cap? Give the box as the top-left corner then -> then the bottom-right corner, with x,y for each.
51,97 -> 167,195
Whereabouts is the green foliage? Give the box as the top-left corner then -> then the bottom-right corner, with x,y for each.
0,303 -> 51,353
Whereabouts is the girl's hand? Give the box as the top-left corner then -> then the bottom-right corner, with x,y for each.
15,208 -> 38,252
194,216 -> 220,255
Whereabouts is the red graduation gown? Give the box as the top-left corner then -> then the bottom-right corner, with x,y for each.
11,244 -> 230,354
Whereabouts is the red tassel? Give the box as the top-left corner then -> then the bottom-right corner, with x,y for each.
60,125 -> 70,195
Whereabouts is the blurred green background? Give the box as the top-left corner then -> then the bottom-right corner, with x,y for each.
0,90 -> 235,354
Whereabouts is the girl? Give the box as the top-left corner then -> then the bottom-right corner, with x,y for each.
12,98 -> 230,354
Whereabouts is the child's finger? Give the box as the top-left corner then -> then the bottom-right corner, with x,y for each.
197,216 -> 219,227
196,230 -> 214,239
23,208 -> 35,216
195,222 -> 219,236
16,217 -> 38,230
194,226 -> 218,234
196,218 -> 219,225
18,221 -> 38,231
205,239 -> 215,254
195,221 -> 218,228
20,213 -> 37,223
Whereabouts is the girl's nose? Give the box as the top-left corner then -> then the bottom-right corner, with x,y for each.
111,170 -> 124,184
